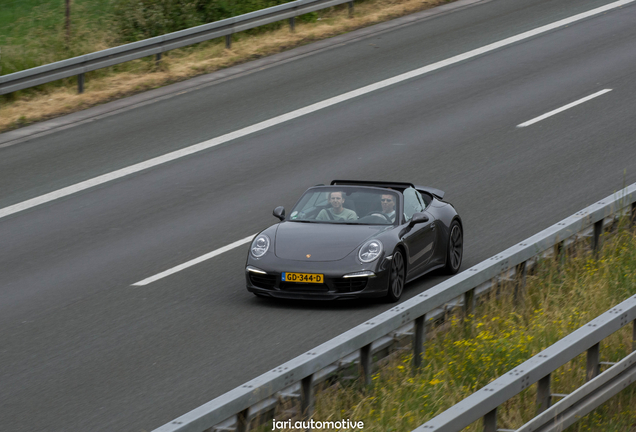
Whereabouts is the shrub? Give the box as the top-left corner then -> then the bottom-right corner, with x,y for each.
111,0 -> 303,42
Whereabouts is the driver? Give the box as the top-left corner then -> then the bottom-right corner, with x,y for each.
380,193 -> 396,222
316,191 -> 358,221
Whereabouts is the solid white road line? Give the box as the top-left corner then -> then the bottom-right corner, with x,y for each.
132,234 -> 256,286
0,0 -> 633,222
517,89 -> 613,128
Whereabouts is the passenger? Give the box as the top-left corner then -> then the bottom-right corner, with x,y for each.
380,193 -> 396,222
316,191 -> 357,221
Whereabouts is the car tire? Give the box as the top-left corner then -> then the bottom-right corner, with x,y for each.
444,220 -> 463,274
385,250 -> 405,302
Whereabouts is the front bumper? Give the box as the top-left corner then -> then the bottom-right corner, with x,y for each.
245,257 -> 391,300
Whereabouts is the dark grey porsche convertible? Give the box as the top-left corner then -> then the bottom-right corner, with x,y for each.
245,180 -> 462,302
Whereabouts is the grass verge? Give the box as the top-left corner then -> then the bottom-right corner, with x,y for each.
0,0 -> 450,134
272,219 -> 636,431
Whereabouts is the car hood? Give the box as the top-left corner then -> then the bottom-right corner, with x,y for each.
275,222 -> 389,262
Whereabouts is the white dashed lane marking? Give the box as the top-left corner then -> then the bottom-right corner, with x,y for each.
517,89 -> 613,128
132,234 -> 256,286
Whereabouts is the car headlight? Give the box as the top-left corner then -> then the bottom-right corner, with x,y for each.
358,239 -> 383,263
251,234 -> 271,258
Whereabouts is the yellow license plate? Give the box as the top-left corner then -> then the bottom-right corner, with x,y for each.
282,272 -> 324,283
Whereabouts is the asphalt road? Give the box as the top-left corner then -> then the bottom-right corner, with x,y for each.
2,0 -> 636,430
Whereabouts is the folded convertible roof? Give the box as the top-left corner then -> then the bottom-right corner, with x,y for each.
330,180 -> 414,188
330,180 -> 445,200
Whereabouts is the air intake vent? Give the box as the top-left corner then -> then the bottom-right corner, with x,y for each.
332,278 -> 367,292
249,274 -> 277,289
280,282 -> 329,292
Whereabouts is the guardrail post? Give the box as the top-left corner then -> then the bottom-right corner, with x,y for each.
155,52 -> 162,66
586,342 -> 600,381
301,374 -> 314,420
289,17 -> 295,32
236,408 -> 250,432
360,343 -> 372,386
554,241 -> 565,265
514,262 -> 527,306
348,1 -> 354,17
413,315 -> 426,371
592,219 -> 603,254
631,202 -> 636,228
537,373 -> 551,413
483,407 -> 497,432
225,34 -> 232,49
463,288 -> 475,318
77,73 -> 85,94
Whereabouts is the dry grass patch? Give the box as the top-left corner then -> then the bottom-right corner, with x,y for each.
0,0 -> 448,133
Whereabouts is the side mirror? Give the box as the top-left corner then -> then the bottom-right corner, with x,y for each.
409,212 -> 429,227
273,206 -> 285,221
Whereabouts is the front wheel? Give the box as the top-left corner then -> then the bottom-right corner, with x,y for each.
444,220 -> 463,274
385,250 -> 405,302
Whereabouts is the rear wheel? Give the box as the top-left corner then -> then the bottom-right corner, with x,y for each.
385,250 -> 405,302
444,220 -> 463,274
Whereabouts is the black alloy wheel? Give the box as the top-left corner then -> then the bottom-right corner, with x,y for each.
386,250 -> 405,302
444,220 -> 463,274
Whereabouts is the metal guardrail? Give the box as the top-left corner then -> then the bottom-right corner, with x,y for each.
0,0 -> 354,95
517,350 -> 636,432
152,183 -> 636,432
413,294 -> 636,432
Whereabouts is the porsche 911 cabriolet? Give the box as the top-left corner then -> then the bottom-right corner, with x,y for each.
245,180 -> 462,302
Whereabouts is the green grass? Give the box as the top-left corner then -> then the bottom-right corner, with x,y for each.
0,0 -> 116,76
0,0 -> 323,104
295,220 -> 636,432
0,0 -> 318,78
0,0 -> 52,40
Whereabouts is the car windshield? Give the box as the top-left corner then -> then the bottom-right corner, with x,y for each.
288,187 -> 399,225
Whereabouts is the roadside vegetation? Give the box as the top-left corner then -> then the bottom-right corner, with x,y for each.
0,0 -> 450,133
271,217 -> 636,431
